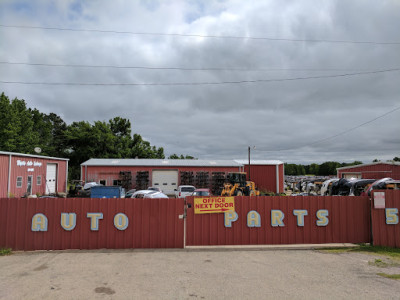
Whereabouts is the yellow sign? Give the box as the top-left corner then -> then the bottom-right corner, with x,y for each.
194,197 -> 235,214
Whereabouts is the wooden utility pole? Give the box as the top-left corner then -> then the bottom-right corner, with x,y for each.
248,146 -> 251,181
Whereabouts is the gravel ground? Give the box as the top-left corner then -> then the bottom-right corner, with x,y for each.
0,248 -> 399,299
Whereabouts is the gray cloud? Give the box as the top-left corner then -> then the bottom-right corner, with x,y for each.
0,0 -> 399,164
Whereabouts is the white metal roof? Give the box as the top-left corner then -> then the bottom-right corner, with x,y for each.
81,158 -> 243,167
336,161 -> 400,170
0,150 -> 69,161
234,159 -> 284,165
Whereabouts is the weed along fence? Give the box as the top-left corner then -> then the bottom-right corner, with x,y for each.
1,192 -> 400,251
0,197 -> 184,251
185,196 -> 371,246
371,190 -> 400,248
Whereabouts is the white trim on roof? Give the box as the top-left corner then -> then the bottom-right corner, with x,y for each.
0,151 -> 69,161
234,159 -> 284,165
81,158 -> 243,167
336,162 -> 400,170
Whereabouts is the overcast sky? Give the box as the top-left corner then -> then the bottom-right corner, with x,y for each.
0,0 -> 399,164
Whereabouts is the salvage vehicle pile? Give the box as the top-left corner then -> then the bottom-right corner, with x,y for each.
285,176 -> 400,196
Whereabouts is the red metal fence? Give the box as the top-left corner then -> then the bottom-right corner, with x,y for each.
5,193 -> 400,251
371,190 -> 400,248
0,197 -> 184,250
185,196 -> 371,246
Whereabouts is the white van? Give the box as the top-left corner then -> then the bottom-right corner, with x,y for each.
175,185 -> 196,198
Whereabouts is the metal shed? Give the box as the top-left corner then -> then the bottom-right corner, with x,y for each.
0,151 -> 69,198
336,162 -> 400,180
235,160 -> 284,194
81,159 -> 284,195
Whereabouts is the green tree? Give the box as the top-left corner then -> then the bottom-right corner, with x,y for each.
64,118 -> 165,179
168,154 -> 196,159
0,93 -> 37,153
0,93 -> 195,179
130,134 -> 164,159
284,163 -> 297,175
296,165 -> 306,175
309,163 -> 319,175
318,161 -> 341,175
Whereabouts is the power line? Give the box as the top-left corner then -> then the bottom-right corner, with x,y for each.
0,61 -> 378,72
254,105 -> 400,152
1,24 -> 400,45
0,61 -> 364,72
0,68 -> 399,86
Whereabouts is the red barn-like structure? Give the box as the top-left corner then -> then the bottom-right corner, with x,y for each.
337,162 -> 400,180
0,151 -> 69,198
81,159 -> 284,195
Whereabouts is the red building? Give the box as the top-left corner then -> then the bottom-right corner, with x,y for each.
81,159 -> 284,195
336,162 -> 400,180
236,160 -> 285,194
0,151 -> 69,198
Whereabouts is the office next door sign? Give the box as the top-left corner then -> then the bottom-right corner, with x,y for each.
194,197 -> 235,214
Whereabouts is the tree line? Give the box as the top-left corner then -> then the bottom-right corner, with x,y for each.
285,156 -> 399,176
284,161 -> 362,176
0,92 -> 191,179
1,92 -> 397,179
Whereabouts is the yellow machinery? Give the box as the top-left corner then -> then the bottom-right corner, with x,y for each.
221,172 -> 260,196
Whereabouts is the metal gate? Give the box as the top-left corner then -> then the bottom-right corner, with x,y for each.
185,195 -> 371,246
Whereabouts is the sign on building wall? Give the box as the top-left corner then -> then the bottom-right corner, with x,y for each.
16,159 -> 43,172
194,197 -> 235,214
374,192 -> 385,209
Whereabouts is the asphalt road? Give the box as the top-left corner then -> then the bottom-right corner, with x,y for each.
1,248 -> 399,299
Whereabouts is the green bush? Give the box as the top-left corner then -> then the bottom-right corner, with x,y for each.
0,248 -> 12,256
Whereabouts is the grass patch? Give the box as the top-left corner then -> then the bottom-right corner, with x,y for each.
320,244 -> 400,260
0,248 -> 12,256
377,273 -> 400,280
368,258 -> 397,268
319,247 -> 355,254
354,244 -> 400,260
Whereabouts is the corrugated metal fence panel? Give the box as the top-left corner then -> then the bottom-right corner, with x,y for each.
371,190 -> 400,248
186,196 -> 371,246
0,197 -> 184,250
0,155 -> 9,198
244,165 -> 277,193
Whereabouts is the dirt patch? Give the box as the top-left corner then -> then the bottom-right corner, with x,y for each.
33,264 -> 48,271
94,287 -> 115,295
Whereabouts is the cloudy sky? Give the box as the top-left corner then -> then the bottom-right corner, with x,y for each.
0,0 -> 399,164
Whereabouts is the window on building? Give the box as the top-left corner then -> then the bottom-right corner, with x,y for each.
37,176 -> 42,185
16,176 -> 23,188
99,180 -> 106,185
113,180 -> 122,186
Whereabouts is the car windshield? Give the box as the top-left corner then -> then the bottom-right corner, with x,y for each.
194,191 -> 209,196
181,187 -> 195,192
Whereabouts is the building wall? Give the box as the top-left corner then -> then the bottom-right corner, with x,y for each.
81,165 -> 241,188
279,164 -> 284,193
337,164 -> 400,180
0,154 -> 68,198
82,164 -> 283,194
243,164 -> 284,193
